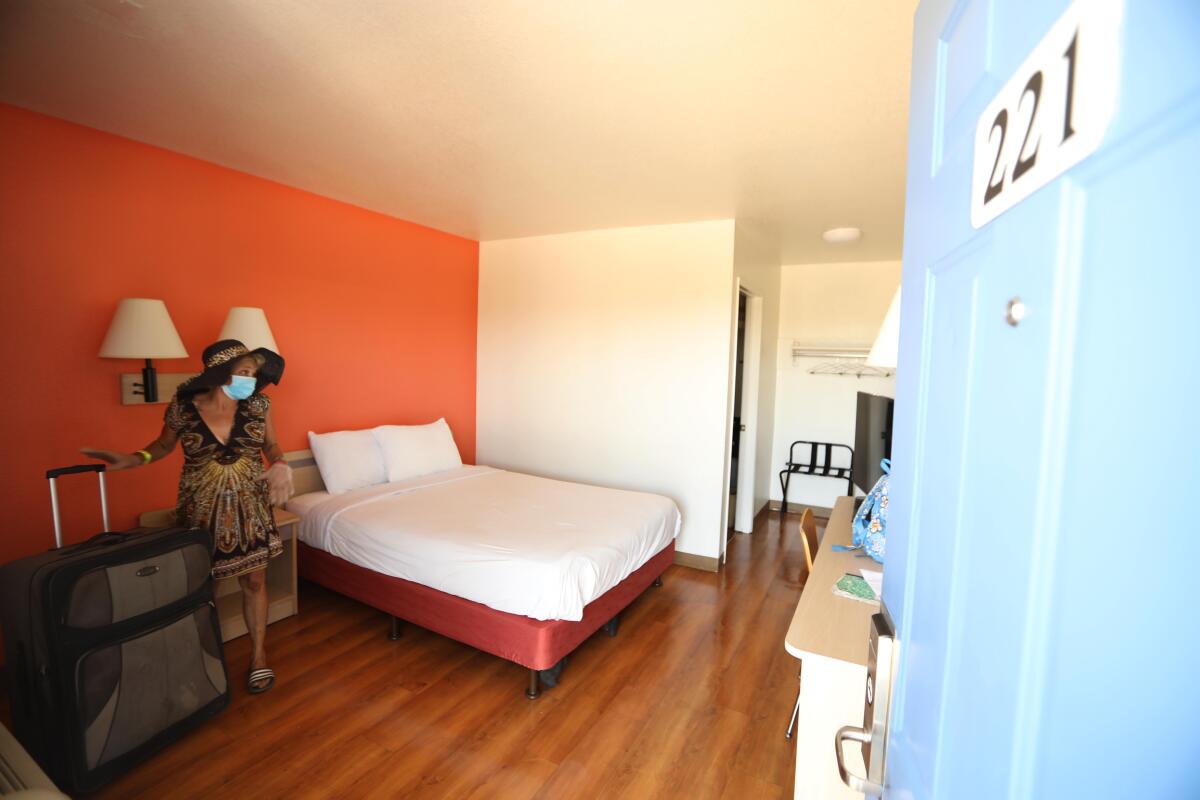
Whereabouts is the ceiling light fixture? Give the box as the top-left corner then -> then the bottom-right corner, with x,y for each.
822,227 -> 862,244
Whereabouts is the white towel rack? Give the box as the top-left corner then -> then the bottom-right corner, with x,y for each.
791,342 -> 894,378
808,359 -> 894,378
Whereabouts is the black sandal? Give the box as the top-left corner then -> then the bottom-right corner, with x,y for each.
248,667 -> 275,694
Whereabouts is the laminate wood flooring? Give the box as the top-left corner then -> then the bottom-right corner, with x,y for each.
83,510 -> 821,799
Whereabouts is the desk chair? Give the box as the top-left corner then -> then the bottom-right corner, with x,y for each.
785,508 -> 819,739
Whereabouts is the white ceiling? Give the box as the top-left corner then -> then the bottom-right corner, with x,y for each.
0,0 -> 917,263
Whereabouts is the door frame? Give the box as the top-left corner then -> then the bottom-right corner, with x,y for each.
721,283 -> 763,562
734,292 -> 763,534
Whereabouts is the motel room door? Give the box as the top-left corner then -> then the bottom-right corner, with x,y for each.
879,1 -> 1200,798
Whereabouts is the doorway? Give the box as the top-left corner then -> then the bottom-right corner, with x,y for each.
724,287 -> 763,549
728,292 -> 747,532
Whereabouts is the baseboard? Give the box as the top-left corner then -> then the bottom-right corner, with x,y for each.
728,504 -> 772,538
673,551 -> 720,572
768,500 -> 834,518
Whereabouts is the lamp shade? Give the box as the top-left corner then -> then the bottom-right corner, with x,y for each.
866,288 -> 901,368
98,298 -> 188,359
219,307 -> 279,353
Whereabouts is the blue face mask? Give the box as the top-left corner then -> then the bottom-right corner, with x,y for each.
222,374 -> 256,401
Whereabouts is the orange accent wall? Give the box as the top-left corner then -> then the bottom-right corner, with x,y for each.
0,104 -> 479,563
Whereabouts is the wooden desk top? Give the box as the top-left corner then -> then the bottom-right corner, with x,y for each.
784,495 -> 879,668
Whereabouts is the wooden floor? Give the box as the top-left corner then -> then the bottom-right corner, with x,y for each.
90,510 -> 821,799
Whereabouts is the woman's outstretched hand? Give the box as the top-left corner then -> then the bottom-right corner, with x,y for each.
81,448 -> 141,471
261,462 -> 294,507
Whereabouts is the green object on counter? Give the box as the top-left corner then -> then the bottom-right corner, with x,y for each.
834,573 -> 878,603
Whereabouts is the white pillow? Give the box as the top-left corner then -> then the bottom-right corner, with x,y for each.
307,429 -> 387,495
373,418 -> 463,483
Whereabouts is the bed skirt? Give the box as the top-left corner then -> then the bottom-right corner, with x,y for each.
297,541 -> 675,671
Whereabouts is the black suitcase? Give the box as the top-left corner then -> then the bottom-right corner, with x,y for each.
0,464 -> 229,794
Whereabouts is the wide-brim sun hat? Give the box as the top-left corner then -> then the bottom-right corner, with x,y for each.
176,339 -> 285,399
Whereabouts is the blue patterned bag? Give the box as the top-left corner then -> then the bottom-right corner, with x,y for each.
836,459 -> 890,564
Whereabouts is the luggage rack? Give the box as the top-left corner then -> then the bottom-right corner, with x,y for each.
778,441 -> 854,513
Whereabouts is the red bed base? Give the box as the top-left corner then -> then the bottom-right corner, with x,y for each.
297,541 -> 674,692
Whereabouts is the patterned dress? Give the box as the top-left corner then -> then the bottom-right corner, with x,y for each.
165,391 -> 283,580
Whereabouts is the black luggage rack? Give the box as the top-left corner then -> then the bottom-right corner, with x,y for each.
778,441 -> 854,513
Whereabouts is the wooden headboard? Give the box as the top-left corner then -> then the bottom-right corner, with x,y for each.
284,449 -> 326,496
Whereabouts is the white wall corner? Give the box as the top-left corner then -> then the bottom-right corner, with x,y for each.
770,259 -> 901,509
477,219 -> 737,561
730,222 -> 783,530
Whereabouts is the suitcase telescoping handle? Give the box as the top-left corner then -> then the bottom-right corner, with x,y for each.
46,464 -> 109,549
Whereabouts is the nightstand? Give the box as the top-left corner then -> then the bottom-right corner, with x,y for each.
137,507 -> 300,642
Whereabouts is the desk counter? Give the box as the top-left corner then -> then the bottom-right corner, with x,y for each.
785,495 -> 879,667
785,495 -> 875,799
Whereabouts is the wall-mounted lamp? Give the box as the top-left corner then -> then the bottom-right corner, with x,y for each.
866,288 -> 901,369
99,298 -> 188,402
219,307 -> 279,353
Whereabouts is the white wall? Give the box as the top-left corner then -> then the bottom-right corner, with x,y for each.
477,220 -> 736,560
770,260 -> 901,509
730,223 -> 782,522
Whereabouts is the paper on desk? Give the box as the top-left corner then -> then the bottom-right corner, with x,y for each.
859,568 -> 884,598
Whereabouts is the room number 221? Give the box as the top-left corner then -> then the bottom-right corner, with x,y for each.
982,30 -> 1078,205
969,0 -> 1122,229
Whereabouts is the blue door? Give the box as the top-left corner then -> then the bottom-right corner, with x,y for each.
884,2 -> 1200,798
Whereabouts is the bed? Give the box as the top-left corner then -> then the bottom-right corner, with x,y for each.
283,449 -> 680,698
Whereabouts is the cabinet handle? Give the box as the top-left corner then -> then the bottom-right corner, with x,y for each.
835,725 -> 884,795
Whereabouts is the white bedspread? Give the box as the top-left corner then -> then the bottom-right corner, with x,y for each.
288,466 -> 680,621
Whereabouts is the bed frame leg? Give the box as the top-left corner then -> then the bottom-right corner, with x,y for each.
388,615 -> 403,640
527,657 -> 567,699
653,575 -> 663,587
603,615 -> 620,637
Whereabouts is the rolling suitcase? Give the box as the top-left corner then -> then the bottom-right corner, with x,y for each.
0,464 -> 229,794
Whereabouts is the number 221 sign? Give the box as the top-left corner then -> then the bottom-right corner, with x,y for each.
971,0 -> 1123,229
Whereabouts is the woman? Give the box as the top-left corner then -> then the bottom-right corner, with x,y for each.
83,339 -> 293,694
